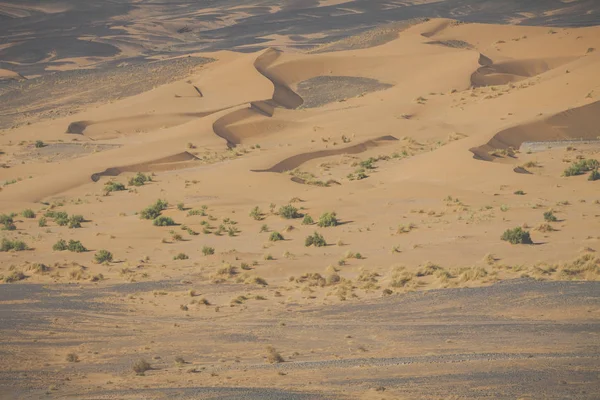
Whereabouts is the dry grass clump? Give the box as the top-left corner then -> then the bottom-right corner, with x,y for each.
536,223 -> 556,232
66,353 -> 79,363
389,266 -> 414,288
245,276 -> 268,285
212,263 -> 237,282
558,254 -> 599,279
4,271 -> 26,283
397,223 -> 416,234
266,346 -> 284,363
294,272 -> 326,287
457,266 -> 488,282
415,262 -> 442,277
28,263 -> 50,274
133,359 -> 151,375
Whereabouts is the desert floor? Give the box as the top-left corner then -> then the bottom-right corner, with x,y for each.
1,1 -> 600,399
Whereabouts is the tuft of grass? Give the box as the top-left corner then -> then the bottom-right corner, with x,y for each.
302,214 -> 314,225
173,253 -> 189,260
69,215 -> 84,229
543,210 -> 557,222
67,240 -> 87,252
305,232 -> 326,247
53,239 -> 68,251
589,169 -> 600,181
153,216 -> 176,226
4,271 -> 26,283
250,206 -> 264,221
536,223 -> 556,233
38,217 -> 47,227
459,266 -> 488,282
104,181 -> 126,193
202,246 -> 215,256
317,212 -> 338,227
22,209 -> 35,218
397,223 -> 416,234
279,204 -> 300,219
133,359 -> 151,375
94,250 -> 113,263
415,262 -> 442,277
177,203 -> 185,211
269,231 -> 284,242
501,227 -> 532,245
1,214 -> 16,230
266,346 -> 284,363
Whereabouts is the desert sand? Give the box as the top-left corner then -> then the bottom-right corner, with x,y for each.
1,1 -> 600,399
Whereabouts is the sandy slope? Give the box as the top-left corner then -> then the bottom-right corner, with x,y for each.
1,17 -> 600,399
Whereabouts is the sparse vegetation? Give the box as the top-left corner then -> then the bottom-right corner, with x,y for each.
266,346 -> 284,363
250,206 -> 263,220
22,209 -> 35,218
563,159 -> 599,177
305,232 -> 326,247
269,231 -> 284,241
4,271 -> 26,283
543,211 -> 558,222
53,239 -> 68,251
317,212 -> 338,227
128,172 -> 152,187
1,238 -> 28,252
173,253 -> 189,260
153,216 -> 176,226
279,204 -> 300,219
69,214 -> 84,229
302,214 -> 314,225
66,353 -> 79,363
133,359 -> 151,375
94,250 -> 113,263
104,181 -> 126,193
501,227 -> 533,245
0,214 -> 16,231
140,199 -> 168,220
68,240 -> 87,252
589,169 -> 600,181
202,246 -> 215,256
34,140 -> 46,148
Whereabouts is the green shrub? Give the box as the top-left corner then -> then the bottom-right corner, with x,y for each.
140,199 -> 168,220
501,227 -> 533,244
359,157 -> 376,169
53,239 -> 68,251
589,169 -> 600,181
173,253 -> 189,260
250,206 -> 263,220
104,181 -> 126,192
279,204 -> 300,219
563,159 -> 599,177
177,203 -> 185,211
94,250 -> 113,263
54,211 -> 69,226
128,172 -> 151,187
302,214 -> 314,225
269,231 -> 284,241
22,209 -> 35,218
514,190 -> 525,195
317,212 -> 338,227
202,246 -> 215,256
38,217 -> 47,227
1,238 -> 28,252
34,140 -> 45,148
543,211 -> 557,222
69,215 -> 84,229
133,359 -> 151,375
187,209 -> 206,216
153,216 -> 176,226
67,240 -> 87,252
305,232 -> 327,247
0,214 -> 16,230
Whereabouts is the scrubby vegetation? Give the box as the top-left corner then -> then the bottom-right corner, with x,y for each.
269,231 -> 284,241
279,204 -> 300,219
563,159 -> 599,177
53,239 -> 68,251
128,172 -> 152,187
21,209 -> 35,218
266,346 -> 284,363
202,246 -> 215,256
250,206 -> 263,220
305,232 -> 327,247
589,169 -> 600,181
302,214 -> 314,225
0,214 -> 16,231
133,359 -> 151,375
153,216 -> 176,226
67,240 -> 87,253
94,250 -> 113,263
543,210 -> 557,222
317,212 -> 338,227
501,227 -> 533,244
104,181 -> 126,192
1,238 -> 28,252
173,253 -> 189,260
140,199 -> 168,220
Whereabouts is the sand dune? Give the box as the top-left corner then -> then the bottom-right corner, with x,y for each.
1,11 -> 600,400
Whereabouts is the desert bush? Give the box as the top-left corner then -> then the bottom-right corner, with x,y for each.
38,217 -> 47,227
133,359 -> 151,375
279,204 -> 300,219
250,206 -> 263,220
173,253 -> 189,260
67,240 -> 87,252
415,262 -> 442,277
0,214 -> 16,230
69,214 -> 84,229
1,238 -> 28,252
34,140 -> 45,148
53,239 -> 68,251
305,232 -> 326,247
589,169 -> 600,181
563,159 -> 599,177
22,209 -> 35,218
269,231 -> 284,241
177,203 -> 185,211
202,246 -> 215,256
501,227 -> 532,244
140,199 -> 168,220
54,212 -> 69,226
4,271 -> 26,283
543,210 -> 557,222
94,250 -> 113,263
266,346 -> 284,363
66,353 -> 79,362
104,181 -> 125,192
514,190 -> 525,195
317,212 -> 338,227
153,216 -> 176,226
128,172 -> 151,187
302,214 -> 314,225
187,209 -> 206,216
